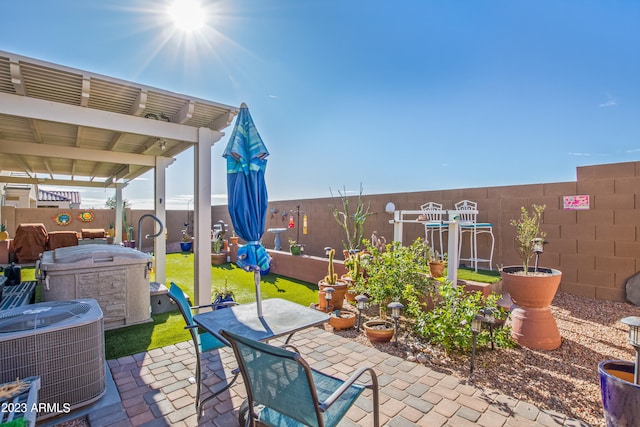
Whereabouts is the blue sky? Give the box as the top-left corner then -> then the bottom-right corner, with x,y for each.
2,1 -> 639,209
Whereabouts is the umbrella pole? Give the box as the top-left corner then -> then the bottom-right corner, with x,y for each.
254,269 -> 263,317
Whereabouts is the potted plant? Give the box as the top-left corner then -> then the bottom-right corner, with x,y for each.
211,232 -> 226,265
318,248 -> 348,309
501,204 -> 562,350
180,229 -> 193,252
328,308 -> 357,330
342,250 -> 364,302
330,184 -> 374,254
212,280 -> 235,307
288,238 -> 304,255
124,225 -> 135,248
355,238 -> 432,342
428,249 -> 447,278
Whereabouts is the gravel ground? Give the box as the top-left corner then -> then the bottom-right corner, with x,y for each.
328,292 -> 640,427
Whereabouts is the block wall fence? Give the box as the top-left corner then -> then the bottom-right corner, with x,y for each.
2,161 -> 639,302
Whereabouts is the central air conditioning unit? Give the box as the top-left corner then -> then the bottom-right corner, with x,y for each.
0,299 -> 106,420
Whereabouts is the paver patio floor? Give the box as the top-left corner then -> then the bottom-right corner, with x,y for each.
99,326 -> 590,427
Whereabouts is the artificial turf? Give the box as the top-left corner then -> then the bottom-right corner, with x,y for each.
18,252 -> 499,359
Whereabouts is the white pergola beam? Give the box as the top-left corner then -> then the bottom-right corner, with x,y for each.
0,92 -> 200,142
0,140 -> 162,167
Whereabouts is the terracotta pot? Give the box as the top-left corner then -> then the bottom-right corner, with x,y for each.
318,280 -> 348,309
211,253 -> 226,265
599,360 -> 640,427
429,261 -> 445,278
329,310 -> 356,330
363,320 -> 394,342
502,266 -> 562,308
501,266 -> 562,350
230,236 -> 239,245
340,275 -> 358,302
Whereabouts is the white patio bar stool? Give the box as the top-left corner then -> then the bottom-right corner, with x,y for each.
454,200 -> 495,271
420,202 -> 447,259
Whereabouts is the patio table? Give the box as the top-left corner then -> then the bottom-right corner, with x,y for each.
193,298 -> 329,345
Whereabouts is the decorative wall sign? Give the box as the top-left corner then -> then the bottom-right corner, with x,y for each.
54,212 -> 72,226
78,210 -> 95,222
563,195 -> 590,210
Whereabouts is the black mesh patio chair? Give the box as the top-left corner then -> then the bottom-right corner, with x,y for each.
221,329 -> 380,427
167,282 -> 239,417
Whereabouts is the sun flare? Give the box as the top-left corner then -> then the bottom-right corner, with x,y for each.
167,0 -> 205,32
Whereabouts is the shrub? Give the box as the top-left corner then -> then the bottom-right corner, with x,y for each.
404,280 -> 514,353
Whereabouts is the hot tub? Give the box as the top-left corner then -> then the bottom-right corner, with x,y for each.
36,244 -> 153,329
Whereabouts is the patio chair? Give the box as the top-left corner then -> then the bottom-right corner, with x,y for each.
221,329 -> 380,427
454,200 -> 495,271
167,282 -> 239,416
420,201 -> 447,259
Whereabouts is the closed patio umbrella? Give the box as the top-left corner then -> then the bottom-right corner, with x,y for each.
223,103 -> 271,316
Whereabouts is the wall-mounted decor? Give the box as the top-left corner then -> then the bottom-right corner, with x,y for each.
54,212 -> 72,226
563,195 -> 590,210
78,210 -> 95,222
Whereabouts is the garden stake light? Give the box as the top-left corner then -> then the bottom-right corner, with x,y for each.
388,301 -> 403,347
355,294 -> 369,330
620,316 -> 640,384
470,314 -> 483,376
324,287 -> 334,313
480,307 -> 497,350
532,237 -> 545,272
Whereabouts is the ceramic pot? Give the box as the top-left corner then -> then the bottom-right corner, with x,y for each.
211,253 -> 226,265
318,280 -> 348,309
501,266 -> 562,350
180,241 -> 192,252
329,311 -> 356,330
363,320 -> 394,342
599,360 -> 640,427
290,245 -> 302,255
429,261 -> 445,278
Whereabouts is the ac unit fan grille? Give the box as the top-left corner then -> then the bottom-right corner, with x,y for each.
0,300 -> 92,332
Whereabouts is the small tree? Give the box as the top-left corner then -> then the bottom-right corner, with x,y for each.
510,204 -> 546,274
330,184 -> 374,253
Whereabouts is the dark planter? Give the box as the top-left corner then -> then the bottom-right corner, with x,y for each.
599,360 -> 640,427
180,241 -> 192,252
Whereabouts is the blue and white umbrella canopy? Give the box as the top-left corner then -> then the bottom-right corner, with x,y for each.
223,103 -> 271,316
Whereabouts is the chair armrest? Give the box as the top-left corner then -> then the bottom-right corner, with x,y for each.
318,366 -> 378,411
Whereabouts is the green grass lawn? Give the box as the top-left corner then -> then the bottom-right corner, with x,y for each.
19,253 -> 500,360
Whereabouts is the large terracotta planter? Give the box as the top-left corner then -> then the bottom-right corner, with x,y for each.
599,360 -> 640,427
363,320 -> 394,342
329,310 -> 356,330
318,280 -> 348,309
501,266 -> 562,350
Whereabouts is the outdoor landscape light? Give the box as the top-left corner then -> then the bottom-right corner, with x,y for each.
387,301 -> 403,347
480,308 -> 497,350
621,316 -> 640,384
532,238 -> 545,272
355,294 -> 369,330
470,314 -> 483,375
324,287 -> 335,313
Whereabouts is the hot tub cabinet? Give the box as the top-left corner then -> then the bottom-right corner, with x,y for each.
36,244 -> 153,329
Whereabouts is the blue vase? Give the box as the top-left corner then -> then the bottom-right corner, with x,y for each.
599,360 -> 640,427
180,242 -> 192,252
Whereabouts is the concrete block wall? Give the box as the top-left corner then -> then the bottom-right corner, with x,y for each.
3,161 -> 639,302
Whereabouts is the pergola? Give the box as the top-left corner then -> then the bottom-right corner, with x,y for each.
0,50 -> 239,306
